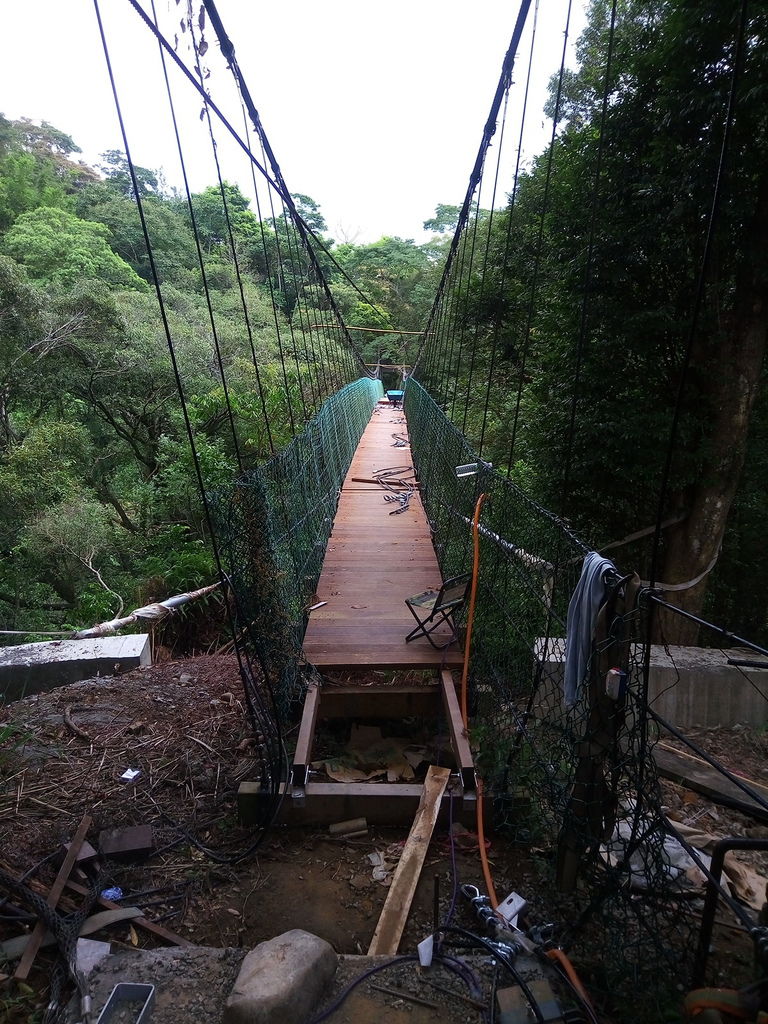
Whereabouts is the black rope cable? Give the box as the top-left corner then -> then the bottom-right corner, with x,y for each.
256,130 -> 309,424
662,817 -> 757,933
454,171 -> 486,428
478,0 -> 539,458
441,926 -> 545,1024
558,0 -> 619,520
281,187 -> 330,406
649,706 -> 768,814
428,246 -> 458,401
431,271 -> 455,402
441,241 -> 471,406
648,594 -> 768,658
199,0 -> 373,374
291,232 -> 331,401
123,0 -> 378,373
278,196 -> 324,410
637,2 -> 751,895
413,0 -> 533,375
506,0 -> 574,475
152,0 -> 244,474
94,0 -> 285,832
240,105 -> 297,438
185,2 -> 276,457
281,218 -> 316,415
448,231 -> 475,418
461,83 -> 513,439
647,0 -> 750,591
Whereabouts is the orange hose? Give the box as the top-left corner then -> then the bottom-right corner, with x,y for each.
546,948 -> 594,1010
459,493 -> 593,1009
457,494 -> 499,909
475,777 -> 499,910
460,492 -> 486,724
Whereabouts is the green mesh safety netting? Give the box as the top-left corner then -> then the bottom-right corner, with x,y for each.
208,377 -> 382,825
405,378 -> 704,1022
212,376 -> 383,711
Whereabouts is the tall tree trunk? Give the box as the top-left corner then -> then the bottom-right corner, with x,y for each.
658,178 -> 768,645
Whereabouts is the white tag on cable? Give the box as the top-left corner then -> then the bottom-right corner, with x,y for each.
417,934 -> 434,967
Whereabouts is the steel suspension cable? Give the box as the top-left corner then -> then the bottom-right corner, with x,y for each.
413,0 -> 533,374
558,0 -> 619,518
93,0 -> 285,794
647,0 -> 750,591
506,0 -> 574,475
186,3 -> 278,456
123,0 -> 379,372
460,84 -> 513,439
151,0 -> 244,473
478,0 -> 539,459
239,106 -> 297,438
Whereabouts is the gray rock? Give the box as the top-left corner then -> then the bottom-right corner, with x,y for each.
224,929 -> 337,1024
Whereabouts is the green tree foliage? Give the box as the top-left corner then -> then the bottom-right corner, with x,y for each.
451,0 -> 768,640
3,207 -> 148,290
0,120 -> 404,638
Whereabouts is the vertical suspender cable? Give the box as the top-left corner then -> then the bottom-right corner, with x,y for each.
506,0 -> 574,475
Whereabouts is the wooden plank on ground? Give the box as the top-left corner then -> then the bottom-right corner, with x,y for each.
654,742 -> 768,823
440,669 -> 475,790
15,812 -> 91,979
292,679 -> 321,786
276,781 -> 478,827
367,765 -> 451,955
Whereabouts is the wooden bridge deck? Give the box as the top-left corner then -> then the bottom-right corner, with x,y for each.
302,403 -> 464,671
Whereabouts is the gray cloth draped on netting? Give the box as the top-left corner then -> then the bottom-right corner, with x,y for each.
563,550 -> 616,707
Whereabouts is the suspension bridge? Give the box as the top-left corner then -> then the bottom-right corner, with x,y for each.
70,0 -> 768,1019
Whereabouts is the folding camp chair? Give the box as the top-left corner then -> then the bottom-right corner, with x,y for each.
404,572 -> 471,648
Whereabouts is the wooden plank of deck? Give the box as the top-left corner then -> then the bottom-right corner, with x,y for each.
302,404 -> 464,670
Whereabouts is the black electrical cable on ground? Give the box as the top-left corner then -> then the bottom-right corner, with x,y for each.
441,926 -> 545,1024
307,954 -> 488,1024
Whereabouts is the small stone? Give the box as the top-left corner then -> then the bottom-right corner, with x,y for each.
179,672 -> 193,683
224,929 -> 337,1024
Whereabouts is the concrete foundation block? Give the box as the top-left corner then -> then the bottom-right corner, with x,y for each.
0,634 -> 151,702
534,638 -> 768,730
224,929 -> 337,1024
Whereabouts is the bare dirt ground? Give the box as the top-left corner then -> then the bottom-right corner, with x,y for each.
1,656 -> 766,1022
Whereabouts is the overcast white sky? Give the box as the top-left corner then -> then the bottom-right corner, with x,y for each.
0,0 -> 587,243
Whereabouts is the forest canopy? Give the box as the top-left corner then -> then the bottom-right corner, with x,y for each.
1,0 -> 766,646
0,113 -> 444,637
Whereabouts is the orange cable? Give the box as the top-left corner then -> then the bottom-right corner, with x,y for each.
460,493 -> 486,724
546,948 -> 594,1011
460,499 -> 592,1014
458,493 -> 499,909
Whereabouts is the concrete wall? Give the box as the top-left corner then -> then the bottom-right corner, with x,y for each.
0,634 -> 151,704
534,638 -> 768,731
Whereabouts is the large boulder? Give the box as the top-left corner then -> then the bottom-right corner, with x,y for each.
224,929 -> 337,1024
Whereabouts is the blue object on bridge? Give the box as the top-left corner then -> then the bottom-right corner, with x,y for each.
386,390 -> 404,404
